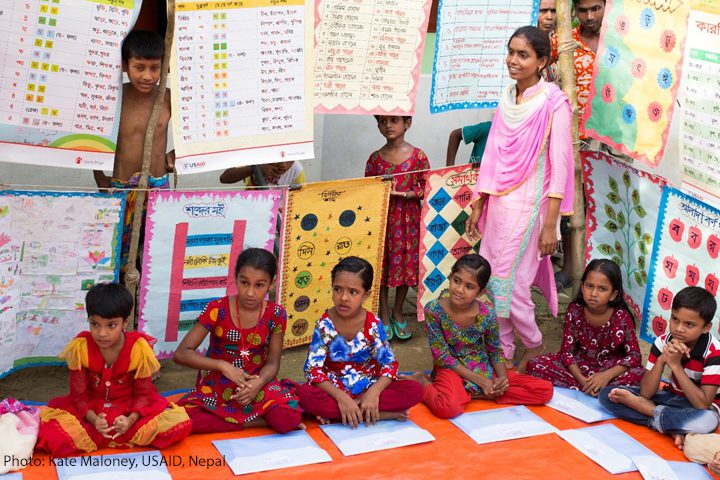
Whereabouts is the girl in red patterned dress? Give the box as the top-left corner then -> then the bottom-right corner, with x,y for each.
526,259 -> 644,396
174,248 -> 302,433
365,115 -> 430,341
36,283 -> 191,457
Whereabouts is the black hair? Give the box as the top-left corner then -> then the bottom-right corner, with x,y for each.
234,248 -> 277,281
672,286 -> 717,325
450,254 -> 492,290
331,256 -> 374,291
85,282 -> 133,319
508,25 -> 551,70
573,0 -> 606,5
574,259 -> 633,317
121,30 -> 164,63
373,115 -> 412,122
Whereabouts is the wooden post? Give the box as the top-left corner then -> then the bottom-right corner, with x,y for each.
124,0 -> 176,324
556,0 -> 585,296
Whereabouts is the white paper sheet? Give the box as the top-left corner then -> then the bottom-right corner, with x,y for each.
212,430 -> 331,475
320,420 -> 435,456
450,405 -> 557,445
558,424 -> 657,474
633,455 -> 679,480
55,451 -> 170,480
668,461 -> 712,479
546,387 -> 616,423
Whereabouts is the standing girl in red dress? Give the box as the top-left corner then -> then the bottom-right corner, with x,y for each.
526,259 -> 644,396
36,283 -> 191,457
174,248 -> 302,433
365,115 -> 430,340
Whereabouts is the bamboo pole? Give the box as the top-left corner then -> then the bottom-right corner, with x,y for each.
556,0 -> 585,296
124,0 -> 176,324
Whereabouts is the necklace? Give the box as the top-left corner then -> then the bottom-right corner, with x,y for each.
235,296 -> 264,363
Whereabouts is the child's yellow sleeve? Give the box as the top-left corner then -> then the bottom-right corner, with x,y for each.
128,337 -> 161,379
59,337 -> 89,371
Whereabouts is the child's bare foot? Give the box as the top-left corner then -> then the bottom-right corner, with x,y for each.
673,433 -> 685,450
315,415 -> 332,425
517,345 -> 543,373
399,371 -> 431,387
297,422 -> 307,431
607,388 -> 656,416
380,410 -> 410,422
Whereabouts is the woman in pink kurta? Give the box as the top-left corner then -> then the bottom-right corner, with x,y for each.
466,26 -> 573,371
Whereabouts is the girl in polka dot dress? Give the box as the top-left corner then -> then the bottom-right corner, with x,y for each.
175,248 -> 302,433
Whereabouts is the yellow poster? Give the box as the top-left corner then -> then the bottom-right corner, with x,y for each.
279,177 -> 390,347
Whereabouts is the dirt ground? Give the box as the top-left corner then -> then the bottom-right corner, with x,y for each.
0,287 -> 652,403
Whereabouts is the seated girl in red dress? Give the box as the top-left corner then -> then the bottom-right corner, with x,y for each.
174,248 -> 302,433
36,283 -> 191,457
296,256 -> 423,428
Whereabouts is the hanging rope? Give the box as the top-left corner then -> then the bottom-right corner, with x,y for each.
124,0 -> 176,326
556,0 -> 586,296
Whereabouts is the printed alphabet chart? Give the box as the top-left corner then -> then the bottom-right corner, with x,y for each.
430,0 -> 538,112
0,0 -> 141,170
313,0 -> 433,115
642,187 -> 720,342
171,0 -> 314,173
679,0 -> 720,199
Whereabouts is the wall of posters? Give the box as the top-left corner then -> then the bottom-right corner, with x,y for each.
0,191 -> 124,377
138,190 -> 282,358
279,177 -> 390,347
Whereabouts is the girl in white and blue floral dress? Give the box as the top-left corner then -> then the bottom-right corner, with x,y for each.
296,257 -> 423,428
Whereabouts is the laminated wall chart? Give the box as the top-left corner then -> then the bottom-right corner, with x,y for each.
582,151 -> 664,321
138,190 -> 282,358
582,0 -> 690,166
313,0 -> 433,114
0,191 -> 124,378
642,187 -> 720,342
171,0 -> 314,173
0,0 -> 142,170
430,1 -> 538,112
418,164 -> 480,320
679,0 -> 720,199
279,177 -> 390,347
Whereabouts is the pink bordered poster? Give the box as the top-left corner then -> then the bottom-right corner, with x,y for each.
582,151 -> 665,322
642,186 -> 720,343
170,0 -> 314,173
138,189 -> 282,358
313,0 -> 433,115
582,0 -> 690,166
418,164 -> 480,321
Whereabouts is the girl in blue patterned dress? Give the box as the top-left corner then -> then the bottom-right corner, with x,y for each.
296,256 -> 423,427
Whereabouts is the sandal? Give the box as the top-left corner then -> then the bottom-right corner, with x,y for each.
390,314 -> 412,340
555,271 -> 572,291
383,321 -> 394,341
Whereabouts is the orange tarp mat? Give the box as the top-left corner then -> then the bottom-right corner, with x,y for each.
17,396 -> 718,480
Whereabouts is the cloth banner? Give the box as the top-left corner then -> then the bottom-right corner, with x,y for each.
642,186 -> 720,342
313,0 -> 433,115
429,0 -> 538,113
418,164 -> 480,320
279,177 -> 390,347
582,151 -> 665,321
582,0 -> 689,166
0,0 -> 142,170
170,0 -> 314,173
0,191 -> 124,378
679,0 -> 720,199
138,190 -> 282,358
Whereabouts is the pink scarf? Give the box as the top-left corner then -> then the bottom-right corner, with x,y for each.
475,79 -> 573,214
